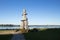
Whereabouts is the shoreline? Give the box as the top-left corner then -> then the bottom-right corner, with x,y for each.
0,28 -> 60,35
0,30 -> 22,35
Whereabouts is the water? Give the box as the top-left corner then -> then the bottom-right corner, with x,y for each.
0,25 -> 60,29
0,26 -> 19,29
29,25 -> 60,29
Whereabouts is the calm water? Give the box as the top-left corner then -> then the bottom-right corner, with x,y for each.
0,25 -> 60,29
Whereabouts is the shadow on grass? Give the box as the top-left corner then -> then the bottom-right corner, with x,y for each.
23,28 -> 60,40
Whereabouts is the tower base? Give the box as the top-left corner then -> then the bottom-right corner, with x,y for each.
20,28 -> 28,33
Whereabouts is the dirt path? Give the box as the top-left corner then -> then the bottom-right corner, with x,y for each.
11,34 -> 25,40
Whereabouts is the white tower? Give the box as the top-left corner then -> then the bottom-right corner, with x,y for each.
20,9 -> 28,32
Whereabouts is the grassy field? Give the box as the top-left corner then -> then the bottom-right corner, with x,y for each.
24,28 -> 60,40
0,34 -> 12,40
0,28 -> 60,40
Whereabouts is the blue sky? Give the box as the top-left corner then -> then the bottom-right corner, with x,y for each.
0,0 -> 60,25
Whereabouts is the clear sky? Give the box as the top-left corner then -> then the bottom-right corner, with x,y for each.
0,0 -> 60,25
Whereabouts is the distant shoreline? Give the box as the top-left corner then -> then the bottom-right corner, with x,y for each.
0,24 -> 60,26
0,24 -> 20,27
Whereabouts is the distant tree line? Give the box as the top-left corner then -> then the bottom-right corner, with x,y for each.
0,24 -> 14,26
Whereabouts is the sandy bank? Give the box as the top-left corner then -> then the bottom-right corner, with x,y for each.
0,30 -> 22,35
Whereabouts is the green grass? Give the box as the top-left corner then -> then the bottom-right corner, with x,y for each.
24,28 -> 60,40
0,28 -> 60,40
0,34 -> 12,40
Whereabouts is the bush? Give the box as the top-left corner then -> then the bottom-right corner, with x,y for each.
28,28 -> 39,32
